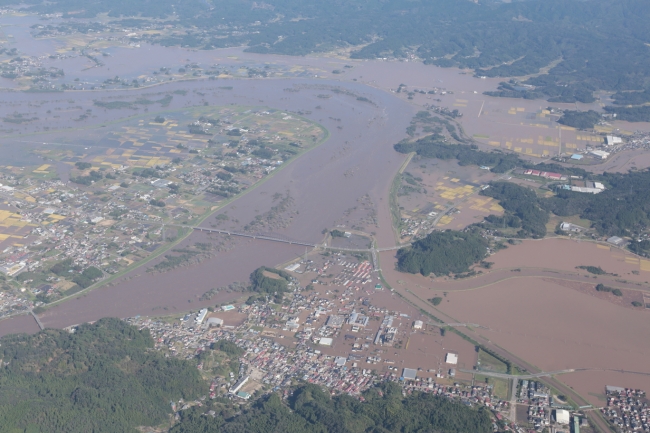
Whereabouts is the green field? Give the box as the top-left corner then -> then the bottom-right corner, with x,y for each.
477,348 -> 509,373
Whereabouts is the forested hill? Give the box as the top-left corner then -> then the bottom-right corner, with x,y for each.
0,318 -> 205,433
171,382 -> 493,433
5,0 -> 650,102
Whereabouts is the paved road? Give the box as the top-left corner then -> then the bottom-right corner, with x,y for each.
458,368 -> 579,380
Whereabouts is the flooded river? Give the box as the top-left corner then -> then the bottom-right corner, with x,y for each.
0,73 -> 415,334
1,15 -> 649,334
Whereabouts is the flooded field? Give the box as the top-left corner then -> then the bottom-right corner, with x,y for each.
435,277 -> 650,380
396,159 -> 504,238
561,370 -> 650,407
378,237 -> 650,406
489,238 -> 650,283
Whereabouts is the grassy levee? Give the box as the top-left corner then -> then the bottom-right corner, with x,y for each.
389,151 -> 415,244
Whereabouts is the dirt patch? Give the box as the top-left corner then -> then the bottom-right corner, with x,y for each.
262,270 -> 283,280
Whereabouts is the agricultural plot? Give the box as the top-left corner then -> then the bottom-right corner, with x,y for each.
396,159 -> 502,240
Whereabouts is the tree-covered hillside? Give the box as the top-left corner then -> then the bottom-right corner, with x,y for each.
3,0 -> 650,102
171,382 -> 493,433
541,169 -> 650,237
397,229 -> 489,277
0,318 -> 205,433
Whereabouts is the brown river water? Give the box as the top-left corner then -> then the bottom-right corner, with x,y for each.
1,18 -> 649,335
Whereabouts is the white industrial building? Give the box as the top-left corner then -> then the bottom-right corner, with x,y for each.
607,236 -> 625,247
402,368 -> 417,380
230,376 -> 249,394
590,150 -> 610,160
445,353 -> 458,365
413,320 -> 423,330
605,136 -> 622,146
195,308 -> 208,325
555,409 -> 570,425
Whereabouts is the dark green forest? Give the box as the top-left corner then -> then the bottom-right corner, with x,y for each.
557,110 -> 603,129
541,169 -> 650,237
4,0 -> 650,102
604,105 -> 650,122
394,138 -> 587,177
481,182 -> 549,238
396,229 -> 488,277
612,90 -> 650,106
394,138 -> 521,173
249,266 -> 292,299
0,318 -> 205,433
171,382 -> 492,433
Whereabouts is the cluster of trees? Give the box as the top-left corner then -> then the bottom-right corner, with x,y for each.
49,259 -> 104,290
211,340 -> 244,358
612,90 -> 650,106
251,147 -> 275,159
0,318 -> 205,433
576,265 -> 607,275
397,229 -> 488,276
484,81 -> 596,104
542,169 -> 650,237
149,198 -> 166,207
172,382 -> 492,433
74,161 -> 91,170
249,267 -> 292,299
604,105 -> 650,122
595,284 -> 622,296
558,110 -> 602,129
394,138 -> 520,173
481,182 -> 549,238
396,130 -> 589,177
628,240 -> 650,257
70,169 -> 102,185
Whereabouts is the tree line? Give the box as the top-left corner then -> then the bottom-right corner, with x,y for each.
0,318 -> 205,433
171,381 -> 492,433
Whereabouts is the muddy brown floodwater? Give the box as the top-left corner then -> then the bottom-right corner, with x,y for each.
1,31 -> 650,405
0,75 -> 415,334
380,238 -> 650,404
